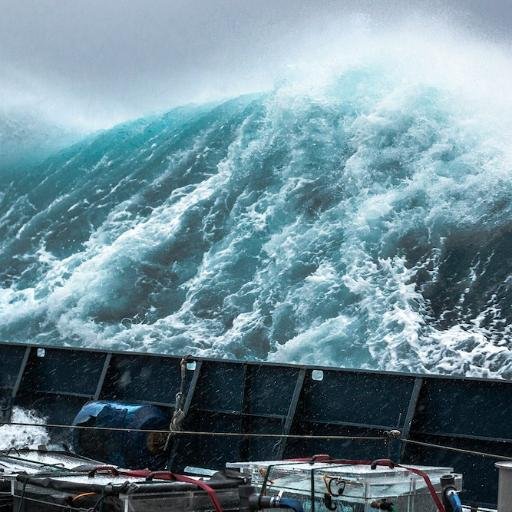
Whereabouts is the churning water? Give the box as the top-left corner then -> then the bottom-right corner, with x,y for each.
2,40 -> 512,377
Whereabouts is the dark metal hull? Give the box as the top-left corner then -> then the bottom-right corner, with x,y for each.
1,341 -> 510,507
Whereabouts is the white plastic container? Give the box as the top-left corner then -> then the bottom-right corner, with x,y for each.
227,460 -> 462,512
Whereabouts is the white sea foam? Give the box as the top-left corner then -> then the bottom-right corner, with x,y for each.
2,28 -> 512,377
0,408 -> 49,449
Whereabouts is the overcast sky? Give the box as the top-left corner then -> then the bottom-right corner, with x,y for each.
1,0 -> 511,130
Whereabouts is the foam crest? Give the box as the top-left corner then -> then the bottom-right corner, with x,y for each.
0,408 -> 49,449
2,40 -> 512,377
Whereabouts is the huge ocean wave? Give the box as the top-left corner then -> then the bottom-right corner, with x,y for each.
2,62 -> 512,377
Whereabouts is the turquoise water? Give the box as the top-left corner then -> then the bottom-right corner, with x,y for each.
2,67 -> 512,377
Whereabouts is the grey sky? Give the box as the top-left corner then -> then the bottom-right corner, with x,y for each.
1,0 -> 511,130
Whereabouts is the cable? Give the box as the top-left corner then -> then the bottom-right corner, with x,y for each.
71,491 -> 97,503
0,452 -> 68,472
12,495 -> 77,511
4,420 -> 512,461
0,421 -> 386,441
401,438 -> 512,461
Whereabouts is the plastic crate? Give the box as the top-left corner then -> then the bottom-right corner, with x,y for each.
227,460 -> 462,512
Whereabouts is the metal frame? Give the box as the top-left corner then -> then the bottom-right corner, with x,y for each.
0,340 -> 510,506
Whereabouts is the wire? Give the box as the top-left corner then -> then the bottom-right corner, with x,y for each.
401,438 -> 512,461
71,491 -> 97,503
0,421 -> 386,441
13,494 -> 84,510
0,452 -> 76,472
3,420 -> 512,460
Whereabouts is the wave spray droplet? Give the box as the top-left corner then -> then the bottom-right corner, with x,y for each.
2,31 -> 512,377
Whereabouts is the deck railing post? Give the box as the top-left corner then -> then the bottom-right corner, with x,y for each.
496,462 -> 512,512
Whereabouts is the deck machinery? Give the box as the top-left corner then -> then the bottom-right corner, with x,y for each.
0,341 -> 511,510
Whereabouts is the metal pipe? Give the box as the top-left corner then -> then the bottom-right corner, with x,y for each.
495,461 -> 512,512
